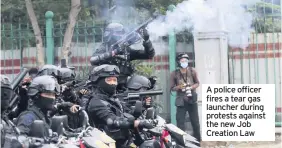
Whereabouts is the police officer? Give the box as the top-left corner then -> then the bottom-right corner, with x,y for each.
58,67 -> 87,129
170,53 -> 201,145
126,75 -> 154,110
87,64 -> 154,147
16,68 -> 39,117
1,75 -> 22,148
58,67 -> 78,103
90,22 -> 155,92
15,75 -> 77,136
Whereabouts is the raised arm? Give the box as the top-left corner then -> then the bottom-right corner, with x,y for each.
129,40 -> 155,61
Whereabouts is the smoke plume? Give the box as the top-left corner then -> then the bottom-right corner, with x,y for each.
147,0 -> 261,48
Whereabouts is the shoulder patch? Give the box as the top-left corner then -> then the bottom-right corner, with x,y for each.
21,113 -> 36,126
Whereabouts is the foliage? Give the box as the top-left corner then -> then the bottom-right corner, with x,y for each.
248,1 -> 281,33
2,0 -> 280,33
132,60 -> 157,77
1,0 -> 281,51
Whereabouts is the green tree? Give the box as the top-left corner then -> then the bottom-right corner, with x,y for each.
249,1 -> 281,33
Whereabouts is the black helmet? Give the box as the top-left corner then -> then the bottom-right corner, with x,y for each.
103,23 -> 125,44
28,75 -> 60,96
127,75 -> 151,91
59,67 -> 76,84
1,75 -> 13,111
176,53 -> 189,61
176,53 -> 189,66
103,22 -> 142,47
37,65 -> 61,79
27,75 -> 59,110
89,64 -> 120,83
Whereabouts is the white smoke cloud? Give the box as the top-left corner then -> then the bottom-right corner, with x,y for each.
147,0 -> 261,48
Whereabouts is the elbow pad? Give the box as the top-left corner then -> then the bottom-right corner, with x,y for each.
90,52 -> 112,65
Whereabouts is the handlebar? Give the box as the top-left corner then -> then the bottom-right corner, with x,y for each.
63,130 -> 79,137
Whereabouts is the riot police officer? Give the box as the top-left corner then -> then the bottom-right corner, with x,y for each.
1,75 -> 21,148
90,22 -> 155,92
87,64 -> 154,147
16,68 -> 39,116
15,75 -> 76,136
58,67 -> 78,103
126,75 -> 154,110
58,67 -> 86,129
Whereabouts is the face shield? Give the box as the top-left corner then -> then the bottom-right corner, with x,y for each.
90,65 -> 120,82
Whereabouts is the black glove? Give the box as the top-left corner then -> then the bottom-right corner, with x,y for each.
141,28 -> 149,41
57,102 -> 73,111
142,39 -> 153,50
138,120 -> 154,129
78,88 -> 89,95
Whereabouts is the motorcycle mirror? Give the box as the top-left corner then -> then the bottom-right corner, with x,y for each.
146,107 -> 155,119
61,59 -> 67,68
30,120 -> 45,138
51,115 -> 68,133
133,101 -> 142,118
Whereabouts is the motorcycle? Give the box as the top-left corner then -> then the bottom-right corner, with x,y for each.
26,111 -> 116,148
142,108 -> 200,148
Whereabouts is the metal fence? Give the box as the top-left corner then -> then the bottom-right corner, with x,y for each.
0,18 -> 194,119
1,1 -> 281,125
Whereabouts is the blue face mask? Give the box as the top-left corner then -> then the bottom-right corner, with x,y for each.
180,62 -> 188,68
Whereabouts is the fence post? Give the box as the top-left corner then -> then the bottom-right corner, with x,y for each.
168,4 -> 177,125
45,11 -> 54,64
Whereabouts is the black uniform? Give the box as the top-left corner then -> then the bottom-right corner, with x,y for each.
87,64 -> 132,147
15,106 -> 51,137
15,75 -> 59,137
1,75 -> 22,148
88,89 -> 131,145
90,22 -> 155,92
87,64 -> 154,147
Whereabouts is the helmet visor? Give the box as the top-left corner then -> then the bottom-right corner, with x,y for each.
98,65 -> 120,75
